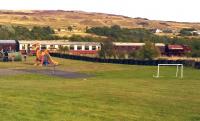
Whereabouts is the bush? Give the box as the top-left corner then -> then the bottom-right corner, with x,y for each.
135,41 -> 161,60
8,52 -> 22,61
0,25 -> 56,40
179,28 -> 197,36
69,35 -> 102,42
86,25 -> 154,42
58,46 -> 69,54
98,40 -> 115,59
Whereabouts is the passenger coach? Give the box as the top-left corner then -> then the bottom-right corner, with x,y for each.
19,41 -> 101,55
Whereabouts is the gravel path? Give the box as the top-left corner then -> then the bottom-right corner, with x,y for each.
16,69 -> 92,78
0,69 -> 27,76
0,69 -> 91,78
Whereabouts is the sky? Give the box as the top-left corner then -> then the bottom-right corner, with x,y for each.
0,0 -> 199,22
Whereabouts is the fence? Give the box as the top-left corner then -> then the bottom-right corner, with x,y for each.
50,53 -> 200,69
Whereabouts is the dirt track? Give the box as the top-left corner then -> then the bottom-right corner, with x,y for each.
0,69 -> 27,76
0,69 -> 91,78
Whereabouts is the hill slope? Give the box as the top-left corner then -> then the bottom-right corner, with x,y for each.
0,10 -> 200,31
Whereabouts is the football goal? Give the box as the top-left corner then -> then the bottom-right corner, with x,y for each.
154,64 -> 183,78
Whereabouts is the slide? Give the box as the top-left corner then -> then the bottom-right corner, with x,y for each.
35,49 -> 58,66
45,51 -> 58,65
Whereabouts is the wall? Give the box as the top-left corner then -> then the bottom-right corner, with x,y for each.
50,53 -> 200,69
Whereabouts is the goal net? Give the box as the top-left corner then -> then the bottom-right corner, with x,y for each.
154,64 -> 183,78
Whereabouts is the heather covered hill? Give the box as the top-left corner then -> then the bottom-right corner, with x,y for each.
0,10 -> 200,31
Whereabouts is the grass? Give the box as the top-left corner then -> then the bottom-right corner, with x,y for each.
0,57 -> 199,121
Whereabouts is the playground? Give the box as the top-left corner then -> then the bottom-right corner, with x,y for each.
0,41 -> 92,78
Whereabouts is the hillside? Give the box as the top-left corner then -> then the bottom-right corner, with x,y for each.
1,10 -> 200,32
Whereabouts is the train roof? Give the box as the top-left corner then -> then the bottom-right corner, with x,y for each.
114,43 -> 145,46
168,45 -> 184,50
19,41 -> 166,46
19,40 -> 100,46
113,42 -> 165,46
0,40 -> 16,44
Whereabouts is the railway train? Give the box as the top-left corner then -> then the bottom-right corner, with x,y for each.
0,40 -> 191,57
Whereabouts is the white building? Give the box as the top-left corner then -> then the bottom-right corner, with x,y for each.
155,29 -> 163,33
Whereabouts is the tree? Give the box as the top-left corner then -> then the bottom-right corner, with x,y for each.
111,25 -> 121,31
43,26 -> 55,34
68,26 -> 73,32
14,26 -> 31,40
179,28 -> 197,36
63,46 -> 69,54
86,25 -> 155,42
58,46 -> 64,53
31,26 -> 55,40
69,35 -> 101,42
116,50 -> 127,59
0,25 -> 15,39
98,40 -> 115,59
137,41 -> 160,60
58,46 -> 69,54
129,50 -> 140,59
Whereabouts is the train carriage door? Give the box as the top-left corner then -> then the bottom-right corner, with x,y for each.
27,44 -> 31,54
15,40 -> 20,52
0,45 -> 3,51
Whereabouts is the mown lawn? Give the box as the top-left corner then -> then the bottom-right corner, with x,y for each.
0,57 -> 199,121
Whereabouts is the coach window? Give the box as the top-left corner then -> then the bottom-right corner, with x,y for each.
77,45 -> 82,50
41,45 -> 46,50
85,46 -> 89,50
50,45 -> 54,48
92,46 -> 96,50
70,45 -> 74,50
58,45 -> 62,48
50,45 -> 55,49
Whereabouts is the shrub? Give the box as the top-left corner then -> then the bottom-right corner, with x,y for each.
136,41 -> 161,60
98,40 -> 115,59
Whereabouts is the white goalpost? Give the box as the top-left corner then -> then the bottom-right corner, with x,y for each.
154,64 -> 184,78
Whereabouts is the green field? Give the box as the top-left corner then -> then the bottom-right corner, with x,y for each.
0,57 -> 200,121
